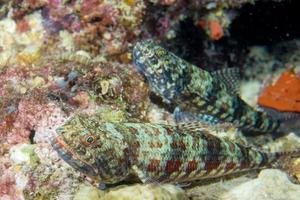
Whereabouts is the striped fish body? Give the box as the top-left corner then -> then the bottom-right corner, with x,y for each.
51,115 -> 284,186
133,40 -> 279,133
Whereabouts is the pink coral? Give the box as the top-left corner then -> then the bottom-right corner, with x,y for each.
34,104 -> 69,144
48,0 -> 61,8
0,62 -> 68,145
158,17 -> 171,36
6,99 -> 46,144
1,98 -> 66,146
160,0 -> 177,5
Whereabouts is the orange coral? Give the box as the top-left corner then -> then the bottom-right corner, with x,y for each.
258,69 -> 300,112
196,18 -> 224,41
208,19 -> 224,41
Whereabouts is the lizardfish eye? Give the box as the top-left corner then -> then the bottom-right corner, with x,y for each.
81,133 -> 97,145
155,49 -> 167,57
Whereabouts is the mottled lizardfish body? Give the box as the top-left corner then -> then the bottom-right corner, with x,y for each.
132,40 -> 279,133
51,115 -> 293,186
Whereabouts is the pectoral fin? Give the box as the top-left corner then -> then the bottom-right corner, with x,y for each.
131,165 -> 159,184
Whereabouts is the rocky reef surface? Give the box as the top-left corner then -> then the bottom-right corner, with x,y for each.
0,0 -> 300,200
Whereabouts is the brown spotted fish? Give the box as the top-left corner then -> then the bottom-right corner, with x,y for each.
51,115 -> 299,188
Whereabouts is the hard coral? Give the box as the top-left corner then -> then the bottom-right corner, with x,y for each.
81,0 -> 116,27
75,0 -> 145,57
258,69 -> 300,112
42,7 -> 82,34
87,62 -> 150,119
0,12 -> 45,67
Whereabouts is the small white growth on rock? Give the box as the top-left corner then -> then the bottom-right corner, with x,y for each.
9,144 -> 37,199
240,80 -> 261,108
15,172 -> 28,192
10,144 -> 36,165
59,30 -> 75,51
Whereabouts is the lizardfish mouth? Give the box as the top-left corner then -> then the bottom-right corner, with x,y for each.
132,42 -> 143,64
51,136 -> 98,177
132,40 -> 154,68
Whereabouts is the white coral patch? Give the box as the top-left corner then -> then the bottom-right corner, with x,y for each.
10,144 -> 35,165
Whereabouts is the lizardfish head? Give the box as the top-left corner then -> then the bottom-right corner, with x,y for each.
133,40 -> 189,103
51,114 -> 130,184
133,40 -> 170,77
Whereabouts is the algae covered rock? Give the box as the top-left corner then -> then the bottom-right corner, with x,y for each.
10,144 -> 39,167
101,184 -> 188,200
73,183 -> 188,200
221,169 -> 300,200
74,184 -> 105,200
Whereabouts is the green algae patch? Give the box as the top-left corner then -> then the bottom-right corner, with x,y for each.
10,144 -> 40,168
95,105 -> 127,122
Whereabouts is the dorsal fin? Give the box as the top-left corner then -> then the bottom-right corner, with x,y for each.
174,107 -> 220,125
211,68 -> 241,94
176,121 -> 234,135
176,121 -> 211,133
